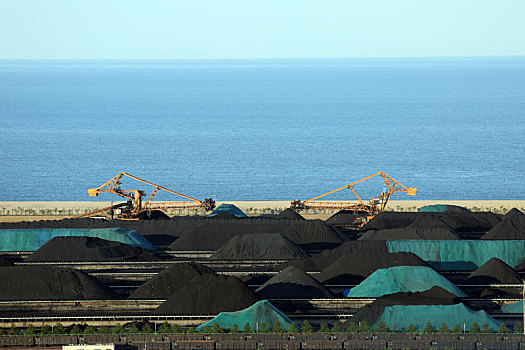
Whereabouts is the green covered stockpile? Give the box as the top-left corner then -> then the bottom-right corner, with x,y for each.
343,266 -> 467,298
418,204 -> 470,213
207,203 -> 248,218
0,228 -> 155,251
373,304 -> 500,331
196,300 -> 295,332
387,240 -> 525,270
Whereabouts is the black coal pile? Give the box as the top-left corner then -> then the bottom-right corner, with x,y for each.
259,209 -> 305,220
0,266 -> 115,300
133,216 -> 214,237
256,266 -> 332,299
360,212 -> 417,231
315,251 -> 429,284
169,219 -> 347,251
285,241 -> 389,272
210,233 -> 310,260
351,286 -> 459,326
25,236 -> 160,262
466,258 -> 522,284
361,211 -> 499,236
129,262 -> 215,299
0,256 -> 12,266
138,217 -> 220,244
504,208 -> 523,220
358,215 -> 460,240
482,211 -> 525,240
0,216 -> 195,233
513,259 -> 525,271
465,258 -> 522,298
276,208 -> 305,220
153,273 -> 260,315
0,218 -> 108,229
437,212 -> 500,234
326,210 -> 366,226
136,210 -> 171,220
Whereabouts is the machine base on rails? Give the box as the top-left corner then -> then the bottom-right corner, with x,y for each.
291,171 -> 417,227
72,172 -> 215,220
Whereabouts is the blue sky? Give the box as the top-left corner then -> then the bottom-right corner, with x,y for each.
1,0 -> 524,59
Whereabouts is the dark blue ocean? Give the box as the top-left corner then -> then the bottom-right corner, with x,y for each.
0,57 -> 524,201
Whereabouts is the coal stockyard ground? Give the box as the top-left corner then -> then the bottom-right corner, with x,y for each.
2,203 -> 525,349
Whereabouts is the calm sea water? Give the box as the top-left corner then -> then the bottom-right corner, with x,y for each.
0,57 -> 524,201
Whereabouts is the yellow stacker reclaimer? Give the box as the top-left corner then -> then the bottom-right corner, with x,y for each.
291,171 -> 416,226
73,172 -> 215,220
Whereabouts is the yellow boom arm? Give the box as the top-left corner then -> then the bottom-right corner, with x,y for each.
291,171 -> 416,216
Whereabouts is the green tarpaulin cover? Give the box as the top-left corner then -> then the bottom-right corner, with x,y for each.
196,300 -> 295,331
343,266 -> 467,298
207,204 -> 248,218
0,228 -> 155,251
387,240 -> 525,270
374,303 -> 500,331
418,204 -> 470,213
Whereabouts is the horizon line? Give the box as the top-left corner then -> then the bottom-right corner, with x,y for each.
1,54 -> 525,61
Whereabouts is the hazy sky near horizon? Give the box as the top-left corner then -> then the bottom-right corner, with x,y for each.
1,0 -> 524,59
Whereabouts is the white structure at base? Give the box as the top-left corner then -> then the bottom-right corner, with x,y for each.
63,345 -> 114,350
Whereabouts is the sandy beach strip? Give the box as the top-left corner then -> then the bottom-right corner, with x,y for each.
0,200 -> 524,222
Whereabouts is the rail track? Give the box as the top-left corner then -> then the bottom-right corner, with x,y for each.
0,312 -> 362,328
0,309 -> 520,328
14,260 -> 525,278
12,257 -> 525,273
2,249 -> 326,260
13,259 -> 287,272
0,297 -> 518,315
